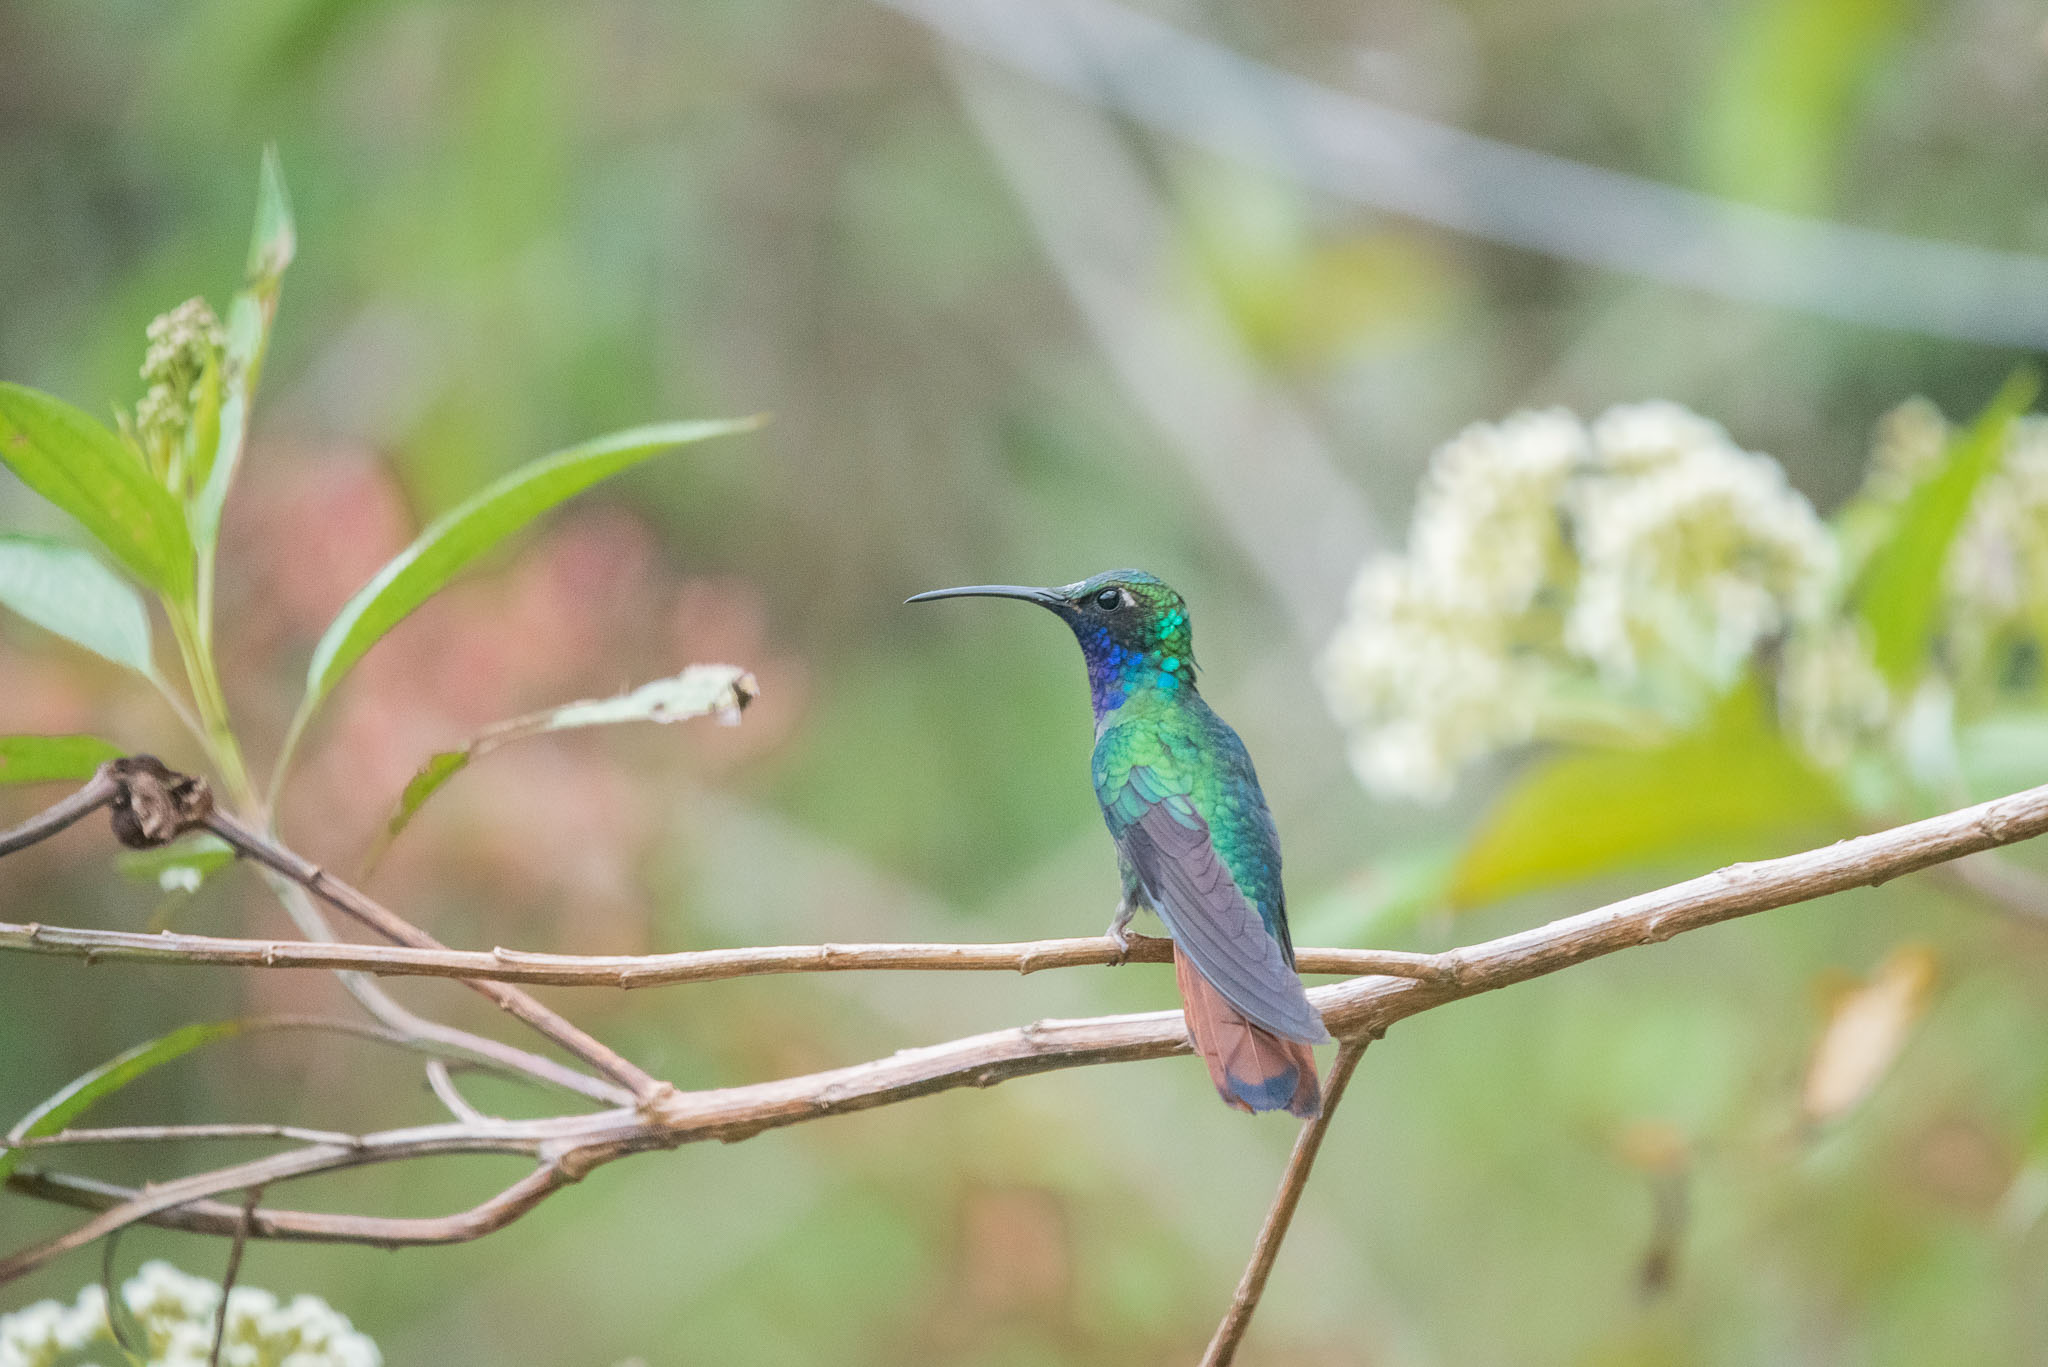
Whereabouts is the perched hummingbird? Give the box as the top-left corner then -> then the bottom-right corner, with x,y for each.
908,570 -> 1328,1117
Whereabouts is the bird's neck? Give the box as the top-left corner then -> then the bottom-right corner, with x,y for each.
1084,644 -> 1193,720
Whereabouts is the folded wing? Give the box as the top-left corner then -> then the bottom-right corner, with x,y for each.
1110,771 -> 1329,1046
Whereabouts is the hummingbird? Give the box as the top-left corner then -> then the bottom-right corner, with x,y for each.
907,569 -> 1328,1117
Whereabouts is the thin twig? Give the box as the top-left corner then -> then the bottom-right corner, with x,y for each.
425,1061 -> 491,1124
208,809 -> 665,1105
1201,1037 -> 1370,1366
0,771 -> 117,857
8,1165 -> 573,1249
0,1109 -> 620,1282
0,923 -> 1448,986
100,1230 -> 141,1359
209,1185 -> 263,1367
21,1123 -> 364,1149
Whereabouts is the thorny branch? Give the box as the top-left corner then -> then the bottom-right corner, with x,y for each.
6,764 -> 2048,1351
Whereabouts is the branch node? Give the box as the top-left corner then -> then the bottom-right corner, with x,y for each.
635,1080 -> 682,1114
104,757 -> 213,849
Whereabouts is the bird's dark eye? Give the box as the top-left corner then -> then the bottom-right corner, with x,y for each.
1094,588 -> 1124,611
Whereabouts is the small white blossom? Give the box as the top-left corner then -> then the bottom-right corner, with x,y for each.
1568,405 -> 1834,693
1320,558 -> 1555,800
1947,417 -> 2048,687
0,1263 -> 378,1367
1864,396 -> 1949,500
1584,400 -> 1735,474
1780,621 -> 1892,767
141,298 -> 225,390
134,297 -> 225,460
1408,408 -> 1585,616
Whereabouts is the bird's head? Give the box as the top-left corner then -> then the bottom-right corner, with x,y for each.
907,569 -> 1197,709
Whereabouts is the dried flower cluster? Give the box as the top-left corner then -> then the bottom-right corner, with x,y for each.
0,1261 -> 380,1367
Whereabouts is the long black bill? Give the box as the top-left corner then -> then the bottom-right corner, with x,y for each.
904,584 -> 1065,608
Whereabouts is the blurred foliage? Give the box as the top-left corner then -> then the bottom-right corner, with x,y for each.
3,0 -> 2048,1363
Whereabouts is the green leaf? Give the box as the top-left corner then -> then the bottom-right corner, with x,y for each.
0,384 -> 196,604
1452,683 -> 1851,907
366,664 -> 756,869
0,535 -> 158,678
283,418 -> 761,767
383,750 -> 472,840
245,143 -> 297,284
194,147 -> 296,550
1695,0 -> 1917,214
0,734 -> 123,786
180,351 -> 223,503
1855,370 -> 2040,686
118,833 -> 237,893
0,1021 -> 245,1182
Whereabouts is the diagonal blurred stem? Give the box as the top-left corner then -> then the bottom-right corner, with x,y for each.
165,606 -> 253,807
888,0 -> 2048,349
1201,1036 -> 1370,1366
944,49 -> 1377,642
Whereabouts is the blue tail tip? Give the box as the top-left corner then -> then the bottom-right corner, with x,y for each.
1226,1067 -> 1320,1119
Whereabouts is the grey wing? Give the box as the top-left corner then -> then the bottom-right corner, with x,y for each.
1118,802 -> 1331,1045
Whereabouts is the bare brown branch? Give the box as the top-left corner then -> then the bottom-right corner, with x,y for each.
1202,1038 -> 1371,1367
0,1109 -> 627,1281
20,1123 -> 366,1150
425,1061 -> 491,1124
6,773 -> 2048,1300
0,770 -> 117,856
8,1165 -> 571,1249
0,923 -> 1445,986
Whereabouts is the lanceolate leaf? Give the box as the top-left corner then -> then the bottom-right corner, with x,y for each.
0,1021 -> 246,1182
1452,681 -> 1850,907
194,146 -> 296,549
0,734 -> 124,786
367,665 -> 756,868
0,535 -> 158,678
285,418 -> 760,760
0,384 -> 195,604
1855,369 -> 2040,686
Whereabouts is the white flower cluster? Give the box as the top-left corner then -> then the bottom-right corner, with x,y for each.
1566,404 -> 1834,694
135,297 -> 225,454
1318,411 -> 1581,801
1947,416 -> 2048,691
0,1261 -> 380,1367
1320,402 -> 1835,799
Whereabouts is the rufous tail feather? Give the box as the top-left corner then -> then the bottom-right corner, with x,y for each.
1174,945 -> 1321,1118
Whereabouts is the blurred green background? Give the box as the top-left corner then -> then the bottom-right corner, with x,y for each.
5,0 -> 2048,1363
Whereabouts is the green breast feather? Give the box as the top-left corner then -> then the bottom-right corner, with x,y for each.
1091,696 -> 1288,945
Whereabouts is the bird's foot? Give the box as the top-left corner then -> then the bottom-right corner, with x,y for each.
1104,901 -> 1135,964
